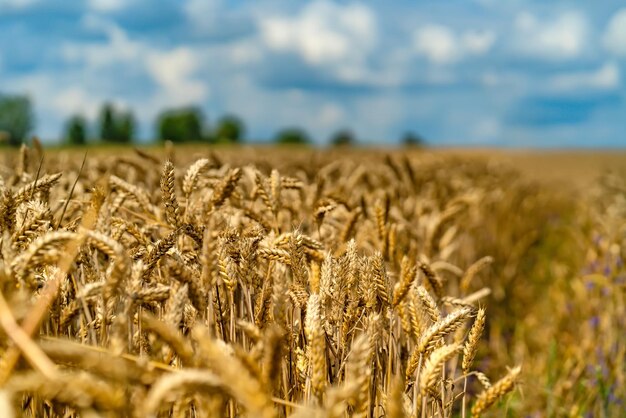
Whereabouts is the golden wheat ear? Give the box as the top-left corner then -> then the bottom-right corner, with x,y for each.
471,366 -> 521,417
160,159 -> 181,228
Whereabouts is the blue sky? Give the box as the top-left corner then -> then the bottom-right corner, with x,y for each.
1,0 -> 625,146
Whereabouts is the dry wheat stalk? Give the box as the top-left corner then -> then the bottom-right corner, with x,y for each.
109,174 -> 153,211
414,285 -> 441,324
393,256 -> 417,307
419,343 -> 460,396
182,158 -> 212,198
407,307 -> 472,378
142,369 -> 227,416
6,370 -> 125,411
344,333 -> 373,412
305,293 -> 327,399
192,326 -> 274,418
161,160 -> 181,228
471,366 -> 521,417
462,307 -> 486,374
209,168 -> 241,210
460,256 -> 493,293
14,173 -> 62,204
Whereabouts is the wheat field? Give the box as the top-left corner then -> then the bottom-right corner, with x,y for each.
0,143 -> 623,417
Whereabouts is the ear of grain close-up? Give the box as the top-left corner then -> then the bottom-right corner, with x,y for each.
0,145 -> 624,418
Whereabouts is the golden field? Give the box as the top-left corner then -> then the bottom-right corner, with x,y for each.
0,144 -> 624,417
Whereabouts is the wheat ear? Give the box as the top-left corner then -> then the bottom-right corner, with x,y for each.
161,159 -> 181,227
460,256 -> 494,293
305,293 -> 327,399
471,366 -> 521,417
419,343 -> 460,396
462,307 -> 486,374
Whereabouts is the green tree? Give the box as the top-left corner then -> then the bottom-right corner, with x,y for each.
98,103 -> 135,143
215,115 -> 245,143
156,107 -> 204,143
0,94 -> 33,146
330,129 -> 355,147
275,128 -> 310,145
99,103 -> 116,142
402,131 -> 425,147
118,112 -> 135,143
65,115 -> 88,146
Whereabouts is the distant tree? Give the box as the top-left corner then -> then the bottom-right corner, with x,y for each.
156,107 -> 204,143
0,94 -> 33,146
65,115 -> 88,146
98,103 -> 134,143
215,115 -> 245,144
330,129 -> 355,147
118,112 -> 135,143
402,131 -> 425,147
275,128 -> 310,145
99,103 -> 116,142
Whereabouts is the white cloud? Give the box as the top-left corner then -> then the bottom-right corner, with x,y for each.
603,8 -> 626,56
462,30 -> 496,55
514,11 -> 587,60
63,15 -> 143,68
413,25 -> 496,64
88,0 -> 126,13
259,1 -> 376,66
550,62 -> 620,91
413,25 -> 458,64
146,48 -> 209,106
52,87 -> 101,119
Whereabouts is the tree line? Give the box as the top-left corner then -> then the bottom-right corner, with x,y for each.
0,93 -> 425,147
61,104 -> 246,146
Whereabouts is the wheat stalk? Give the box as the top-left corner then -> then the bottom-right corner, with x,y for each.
471,366 -> 521,417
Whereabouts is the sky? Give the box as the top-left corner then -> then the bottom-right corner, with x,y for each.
0,0 -> 625,147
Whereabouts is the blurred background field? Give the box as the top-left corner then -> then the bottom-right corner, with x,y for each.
29,145 -> 626,189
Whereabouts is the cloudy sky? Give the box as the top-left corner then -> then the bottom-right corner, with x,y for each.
1,0 -> 625,146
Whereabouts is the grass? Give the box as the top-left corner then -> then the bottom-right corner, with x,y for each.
0,144 -> 623,417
